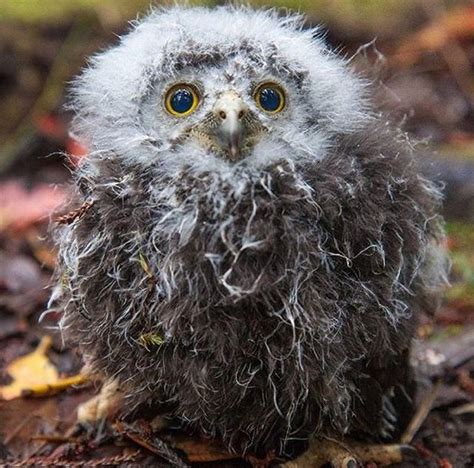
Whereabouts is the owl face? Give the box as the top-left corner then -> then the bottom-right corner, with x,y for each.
139,54 -> 309,169
71,7 -> 370,175
152,73 -> 285,162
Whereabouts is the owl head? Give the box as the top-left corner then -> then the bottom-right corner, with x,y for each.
70,6 -> 370,175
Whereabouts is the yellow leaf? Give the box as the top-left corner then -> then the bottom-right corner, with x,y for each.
0,336 -> 87,400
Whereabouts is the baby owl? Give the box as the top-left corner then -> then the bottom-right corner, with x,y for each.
51,6 -> 447,463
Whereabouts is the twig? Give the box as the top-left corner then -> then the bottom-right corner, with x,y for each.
21,374 -> 89,397
56,200 -> 94,225
451,402 -> 474,416
24,449 -> 141,466
30,434 -> 77,443
401,379 -> 443,444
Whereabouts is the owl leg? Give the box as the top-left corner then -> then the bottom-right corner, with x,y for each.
283,438 -> 416,467
77,378 -> 122,423
76,378 -> 169,433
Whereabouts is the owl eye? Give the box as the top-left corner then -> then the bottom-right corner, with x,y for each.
165,84 -> 199,117
254,83 -> 286,114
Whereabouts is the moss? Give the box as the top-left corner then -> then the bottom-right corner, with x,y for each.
445,221 -> 474,304
138,332 -> 165,350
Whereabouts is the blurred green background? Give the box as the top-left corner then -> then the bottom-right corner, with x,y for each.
0,0 -> 465,34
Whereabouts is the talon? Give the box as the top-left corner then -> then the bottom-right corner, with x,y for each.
400,444 -> 419,460
284,438 -> 418,467
73,417 -> 110,445
330,456 -> 361,468
76,379 -> 122,423
329,454 -> 361,468
354,443 -> 406,465
341,457 -> 360,468
75,419 -> 102,438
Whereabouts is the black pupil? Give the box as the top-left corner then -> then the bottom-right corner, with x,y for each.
171,88 -> 194,113
259,87 -> 281,112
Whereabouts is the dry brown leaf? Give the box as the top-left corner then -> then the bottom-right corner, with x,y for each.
115,421 -> 189,467
392,6 -> 474,66
25,228 -> 58,269
0,181 -> 65,233
0,336 -> 87,400
173,437 -> 238,463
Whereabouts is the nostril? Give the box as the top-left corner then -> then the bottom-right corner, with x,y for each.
219,111 -> 227,120
238,110 -> 245,120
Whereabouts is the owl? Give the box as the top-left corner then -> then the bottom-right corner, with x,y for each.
50,6 -> 447,465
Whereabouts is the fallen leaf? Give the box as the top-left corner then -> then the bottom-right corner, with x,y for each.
21,374 -> 88,398
0,336 -> 87,400
172,436 -> 238,463
457,369 -> 474,397
115,421 -> 189,467
34,114 -> 67,141
439,459 -> 453,468
0,253 -> 43,293
65,137 -> 88,166
0,336 -> 57,400
25,228 -> 58,269
0,181 -> 66,234
0,252 -> 51,317
0,315 -> 28,341
0,398 -> 60,461
391,6 -> 474,66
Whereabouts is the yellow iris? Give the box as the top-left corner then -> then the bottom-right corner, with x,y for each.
165,84 -> 199,117
254,82 -> 286,114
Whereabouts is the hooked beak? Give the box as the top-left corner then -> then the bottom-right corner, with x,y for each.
186,90 -> 267,162
213,91 -> 248,162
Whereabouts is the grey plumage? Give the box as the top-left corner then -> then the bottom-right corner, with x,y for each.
49,6 -> 447,457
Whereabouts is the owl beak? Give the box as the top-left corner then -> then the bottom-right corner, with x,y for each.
213,91 -> 248,162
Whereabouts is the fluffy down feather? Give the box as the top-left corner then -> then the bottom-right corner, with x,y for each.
49,6 -> 447,456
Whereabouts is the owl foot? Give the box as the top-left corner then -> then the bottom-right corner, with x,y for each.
283,438 -> 417,467
76,378 -> 122,423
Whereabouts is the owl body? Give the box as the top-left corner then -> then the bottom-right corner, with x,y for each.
51,7 -> 446,456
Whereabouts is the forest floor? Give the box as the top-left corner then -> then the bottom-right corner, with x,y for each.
0,2 -> 473,466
